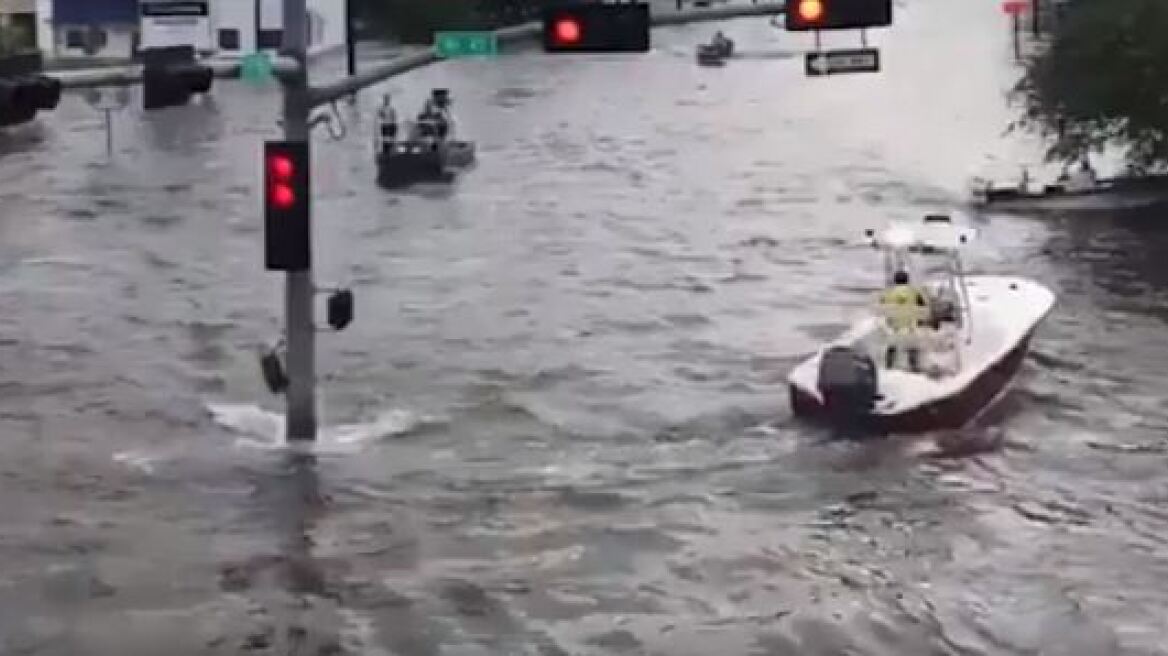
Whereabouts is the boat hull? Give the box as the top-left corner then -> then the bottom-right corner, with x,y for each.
789,329 -> 1034,434
376,143 -> 452,188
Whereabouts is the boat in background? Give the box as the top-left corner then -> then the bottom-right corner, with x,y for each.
788,214 -> 1055,435
375,88 -> 476,189
695,33 -> 734,66
968,172 -> 1168,214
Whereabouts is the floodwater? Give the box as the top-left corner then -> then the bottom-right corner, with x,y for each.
2,0 -> 1168,654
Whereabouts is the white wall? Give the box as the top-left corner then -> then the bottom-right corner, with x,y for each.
307,0 -> 344,56
208,0 -> 346,57
34,0 -> 51,55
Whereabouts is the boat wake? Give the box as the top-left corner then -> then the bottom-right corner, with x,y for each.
206,402 -> 440,455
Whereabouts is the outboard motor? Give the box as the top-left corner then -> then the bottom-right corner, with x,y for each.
817,346 -> 879,424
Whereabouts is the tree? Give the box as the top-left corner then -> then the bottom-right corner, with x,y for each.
1013,0 -> 1168,168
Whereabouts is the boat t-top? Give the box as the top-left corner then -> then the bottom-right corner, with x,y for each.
787,214 -> 1055,434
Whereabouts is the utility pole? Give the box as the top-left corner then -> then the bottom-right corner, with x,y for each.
282,0 -> 317,442
345,0 -> 356,77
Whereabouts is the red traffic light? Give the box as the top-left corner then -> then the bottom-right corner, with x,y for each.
798,0 -> 825,23
553,17 -> 582,45
269,154 -> 294,181
264,140 -> 311,271
271,184 -> 295,210
542,3 -> 649,53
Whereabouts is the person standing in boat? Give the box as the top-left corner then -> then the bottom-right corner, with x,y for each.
376,94 -> 398,155
1065,158 -> 1098,192
879,270 -> 931,373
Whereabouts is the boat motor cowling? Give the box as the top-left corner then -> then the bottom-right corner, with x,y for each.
817,346 -> 878,420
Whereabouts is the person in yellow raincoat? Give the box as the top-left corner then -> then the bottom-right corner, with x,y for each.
879,270 -> 931,372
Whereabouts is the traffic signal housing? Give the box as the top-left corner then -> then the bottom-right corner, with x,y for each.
785,0 -> 892,31
141,45 -> 214,110
0,51 -> 62,127
264,141 -> 312,272
543,2 -> 650,53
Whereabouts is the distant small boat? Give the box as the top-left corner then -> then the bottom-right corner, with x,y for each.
695,37 -> 733,66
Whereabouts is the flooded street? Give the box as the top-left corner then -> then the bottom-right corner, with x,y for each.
2,0 -> 1168,653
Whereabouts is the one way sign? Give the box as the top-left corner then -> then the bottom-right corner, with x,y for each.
804,47 -> 881,76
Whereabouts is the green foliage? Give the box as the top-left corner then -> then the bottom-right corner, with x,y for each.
1014,0 -> 1168,167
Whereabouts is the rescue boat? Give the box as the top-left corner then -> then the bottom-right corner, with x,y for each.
374,89 -> 475,189
787,214 -> 1055,435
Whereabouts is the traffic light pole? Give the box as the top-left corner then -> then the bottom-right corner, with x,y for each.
282,0 -> 317,442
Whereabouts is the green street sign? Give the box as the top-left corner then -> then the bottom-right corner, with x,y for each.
434,31 -> 498,59
240,51 -> 274,85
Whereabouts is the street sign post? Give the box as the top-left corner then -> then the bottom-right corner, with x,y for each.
84,87 -> 130,157
1003,0 -> 1026,60
804,47 -> 880,76
434,31 -> 498,58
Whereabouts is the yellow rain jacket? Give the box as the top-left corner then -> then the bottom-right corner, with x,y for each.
879,284 -> 930,333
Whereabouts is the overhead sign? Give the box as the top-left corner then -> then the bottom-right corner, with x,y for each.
241,52 -> 275,85
805,47 -> 880,76
140,1 -> 211,51
434,32 -> 499,58
1002,0 -> 1027,15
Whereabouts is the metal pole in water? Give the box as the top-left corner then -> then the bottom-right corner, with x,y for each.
1012,13 -> 1021,61
104,108 -> 113,157
345,0 -> 356,77
282,0 -> 317,443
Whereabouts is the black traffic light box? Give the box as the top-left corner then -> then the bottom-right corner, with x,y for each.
264,140 -> 312,271
141,45 -> 214,110
327,289 -> 353,331
785,0 -> 893,31
542,2 -> 650,53
0,51 -> 62,128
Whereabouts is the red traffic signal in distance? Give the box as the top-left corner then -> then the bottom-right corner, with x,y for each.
542,2 -> 650,53
263,141 -> 311,272
553,17 -> 583,45
798,0 -> 825,23
785,0 -> 892,31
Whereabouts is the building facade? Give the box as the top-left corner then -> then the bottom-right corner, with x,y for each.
48,0 -> 139,59
1,0 -> 37,51
26,0 -> 345,61
210,0 -> 344,58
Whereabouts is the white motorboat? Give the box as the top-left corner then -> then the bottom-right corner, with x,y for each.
787,214 -> 1055,434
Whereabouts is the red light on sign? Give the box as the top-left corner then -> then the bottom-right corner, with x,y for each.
269,155 -> 294,181
1002,0 -> 1026,15
271,184 -> 295,209
798,0 -> 825,22
554,17 -> 582,44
